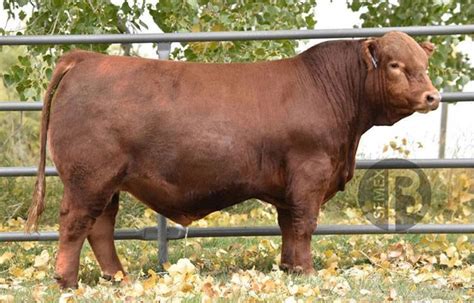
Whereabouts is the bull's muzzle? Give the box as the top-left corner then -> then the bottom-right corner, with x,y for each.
416,90 -> 441,113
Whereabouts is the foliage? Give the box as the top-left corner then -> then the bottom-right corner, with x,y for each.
1,0 -> 147,100
0,46 -> 25,99
148,0 -> 317,62
1,0 -> 317,100
348,0 -> 474,91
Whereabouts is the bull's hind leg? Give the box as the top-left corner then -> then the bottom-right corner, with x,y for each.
50,130 -> 127,288
87,192 -> 124,279
55,179 -> 123,288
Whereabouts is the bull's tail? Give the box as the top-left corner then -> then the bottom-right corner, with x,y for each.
26,59 -> 75,232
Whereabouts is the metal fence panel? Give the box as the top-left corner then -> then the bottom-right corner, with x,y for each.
1,25 -> 473,45
0,25 -> 473,265
1,224 -> 473,242
2,159 -> 474,177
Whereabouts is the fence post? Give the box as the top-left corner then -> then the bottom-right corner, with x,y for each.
438,102 -> 448,159
438,86 -> 451,159
156,42 -> 172,266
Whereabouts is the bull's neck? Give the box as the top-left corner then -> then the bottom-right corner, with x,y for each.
298,40 -> 373,137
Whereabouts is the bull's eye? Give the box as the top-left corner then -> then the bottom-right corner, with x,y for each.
389,62 -> 400,69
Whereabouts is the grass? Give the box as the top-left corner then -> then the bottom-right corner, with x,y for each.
1,229 -> 472,302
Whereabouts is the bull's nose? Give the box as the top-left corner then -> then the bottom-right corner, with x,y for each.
424,91 -> 441,104
416,91 -> 441,113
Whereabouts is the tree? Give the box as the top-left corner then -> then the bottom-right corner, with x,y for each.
1,0 -> 148,100
1,0 -> 317,100
2,1 -> 472,100
148,0 -> 316,62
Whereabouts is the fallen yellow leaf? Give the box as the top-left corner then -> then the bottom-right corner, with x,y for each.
0,252 -> 14,265
0,294 -> 14,303
113,270 -> 124,282
33,250 -> 50,268
59,293 -> 74,303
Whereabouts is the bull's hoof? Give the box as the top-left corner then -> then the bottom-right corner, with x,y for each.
279,264 -> 315,275
279,263 -> 293,272
102,274 -> 113,281
101,272 -> 130,286
54,273 -> 78,289
293,266 -> 316,275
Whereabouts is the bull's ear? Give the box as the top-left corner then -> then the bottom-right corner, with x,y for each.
362,38 -> 379,71
419,41 -> 435,57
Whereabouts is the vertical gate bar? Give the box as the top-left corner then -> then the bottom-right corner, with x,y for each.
156,42 -> 172,266
438,102 -> 448,159
438,86 -> 451,159
157,214 -> 168,265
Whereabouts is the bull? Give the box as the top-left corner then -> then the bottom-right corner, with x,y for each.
26,31 -> 440,288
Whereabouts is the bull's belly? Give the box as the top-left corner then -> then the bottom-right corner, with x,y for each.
121,176 -> 280,226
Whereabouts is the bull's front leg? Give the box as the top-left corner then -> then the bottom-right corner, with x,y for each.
278,155 -> 331,274
277,207 -> 296,271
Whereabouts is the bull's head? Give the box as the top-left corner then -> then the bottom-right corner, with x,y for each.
362,31 -> 440,125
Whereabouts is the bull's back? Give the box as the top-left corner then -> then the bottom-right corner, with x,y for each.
51,51 -> 302,131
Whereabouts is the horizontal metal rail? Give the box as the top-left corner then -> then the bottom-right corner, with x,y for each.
1,224 -> 472,242
357,158 -> 474,169
441,92 -> 474,102
0,102 -> 43,111
0,167 -> 57,177
167,224 -> 474,239
1,159 -> 473,177
0,229 -> 150,242
1,92 -> 472,112
0,25 -> 473,46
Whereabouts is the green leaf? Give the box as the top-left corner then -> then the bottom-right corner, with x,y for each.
3,74 -> 14,87
52,0 -> 63,8
305,16 -> 316,28
186,0 -> 199,10
16,0 -> 28,6
18,56 -> 28,66
19,10 -> 26,20
121,2 -> 131,15
45,68 -> 53,80
254,48 -> 265,57
351,0 -> 361,11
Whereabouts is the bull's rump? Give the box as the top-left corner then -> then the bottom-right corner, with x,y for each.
48,52 -> 299,222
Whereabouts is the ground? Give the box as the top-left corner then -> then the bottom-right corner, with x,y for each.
0,204 -> 472,302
